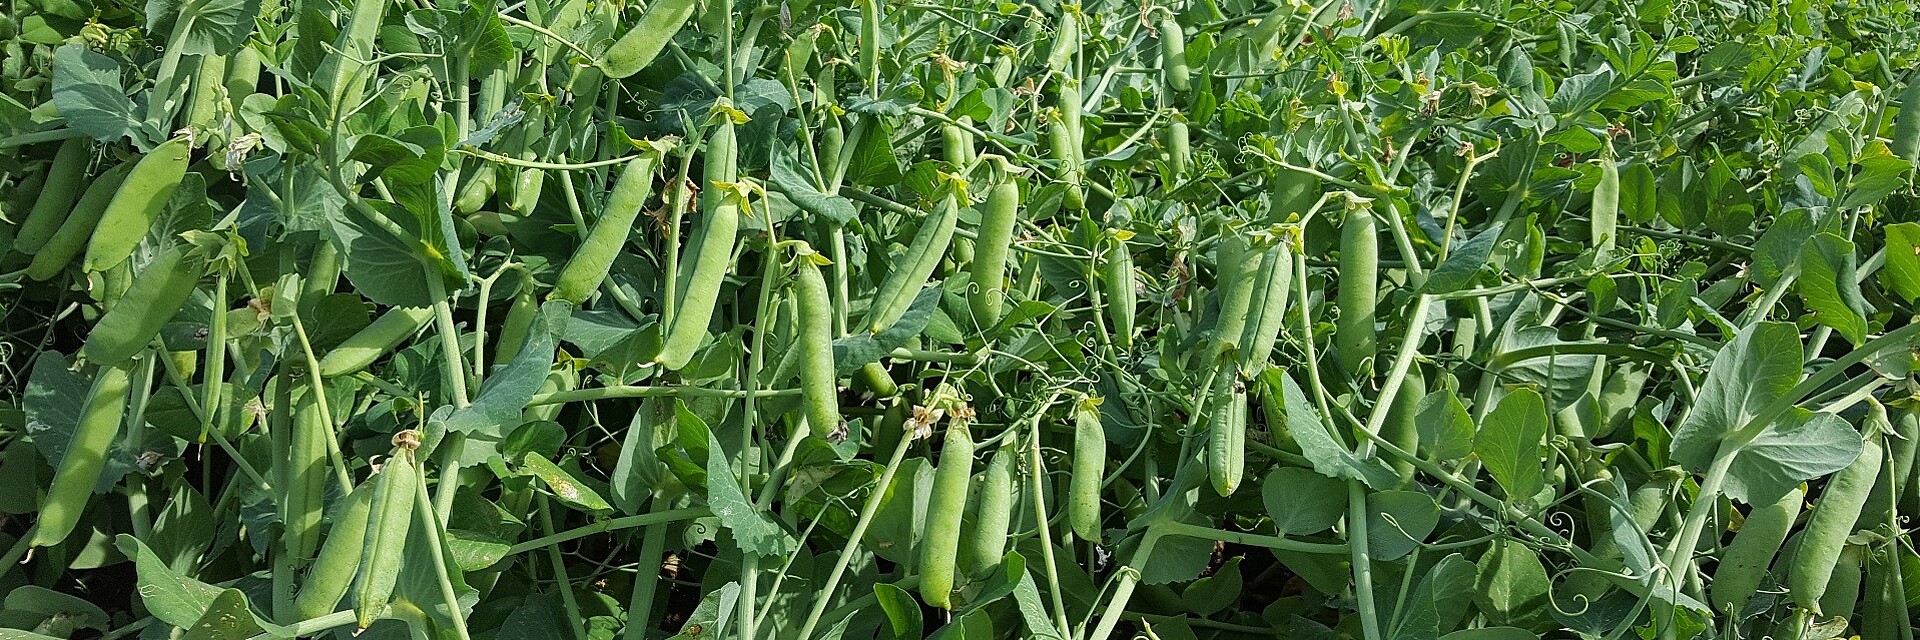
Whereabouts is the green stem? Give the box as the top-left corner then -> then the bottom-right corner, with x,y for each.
415,471 -> 474,640
621,499 -> 677,640
537,494 -> 588,640
792,431 -> 915,640
506,507 -> 712,556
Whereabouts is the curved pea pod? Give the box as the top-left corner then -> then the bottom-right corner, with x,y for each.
293,482 -> 377,621
657,118 -> 741,370
185,55 -> 228,131
81,244 -> 205,366
1334,198 -> 1379,379
858,0 -> 881,87
494,288 -> 538,365
1045,9 -> 1079,76
453,164 -> 497,215
1789,432 -> 1882,614
920,419 -> 975,609
1104,231 -> 1137,348
84,136 -> 191,273
1893,79 -> 1920,166
942,119 -> 975,171
866,190 -> 959,334
852,362 -> 897,399
794,253 -> 841,437
1069,396 -> 1105,541
599,0 -> 698,78
29,362 -> 134,548
1237,241 -> 1292,376
1208,378 -> 1247,497
552,154 -> 659,305
17,138 -> 91,254
1892,406 -> 1919,519
1210,232 -> 1256,360
1710,486 -> 1802,615
1158,13 -> 1189,94
283,390 -> 332,560
318,307 -> 435,378
355,442 -> 420,628
961,445 -> 1016,577
1591,151 -> 1620,259
225,46 -> 262,105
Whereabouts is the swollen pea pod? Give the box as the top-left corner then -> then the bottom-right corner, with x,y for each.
1165,117 -> 1190,181
920,418 -> 975,610
81,244 -> 205,366
355,435 -> 420,628
943,119 -> 975,171
657,116 -> 742,371
1045,8 -> 1078,77
859,0 -> 881,88
853,363 -> 898,399
318,307 -> 435,378
184,54 -> 227,131
225,46 -> 261,105
495,288 -> 538,365
1208,378 -> 1248,496
1334,197 -> 1378,379
1861,543 -> 1913,640
283,390 -> 331,560
794,250 -> 841,437
1819,543 -> 1865,621
1892,406 -> 1919,518
552,153 -> 659,305
1893,77 -> 1920,166
1789,428 -> 1882,615
28,362 -> 134,548
967,162 -> 1020,326
1380,368 -> 1424,486
454,165 -> 497,215
293,482 -> 376,620
1592,147 -> 1620,259
1237,240 -> 1292,376
1709,486 -> 1803,616
1104,229 -> 1137,348
1068,396 -> 1105,542
1210,231 -> 1256,360
599,0 -> 699,79
866,189 -> 959,334
17,138 -> 90,254
508,115 -> 547,214
961,445 -> 1016,577
1047,108 -> 1085,213
1158,12 -> 1188,94
84,136 -> 191,273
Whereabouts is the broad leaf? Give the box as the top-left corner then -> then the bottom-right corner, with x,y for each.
1475,388 -> 1546,503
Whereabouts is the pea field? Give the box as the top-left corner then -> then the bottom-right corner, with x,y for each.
2,0 -> 1920,638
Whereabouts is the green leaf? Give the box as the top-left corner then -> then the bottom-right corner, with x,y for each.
1619,162 -> 1656,224
698,412 -> 794,557
1423,222 -> 1503,294
1473,541 -> 1551,630
666,583 -> 740,640
178,589 -> 264,640
1439,628 -> 1539,640
1836,153 -> 1914,209
1414,387 -> 1475,461
146,0 -> 263,55
1881,222 -> 1920,303
113,535 -> 235,628
52,44 -> 147,144
847,119 -> 905,187
1269,370 -> 1399,489
771,141 -> 856,224
1719,408 -> 1862,506
873,582 -> 923,640
833,287 -> 942,375
1750,208 -> 1820,288
24,352 -> 88,467
1180,556 -> 1243,616
1261,467 -> 1345,536
1796,232 -> 1870,345
519,452 -> 612,512
1011,564 -> 1064,640
1475,388 -> 1546,503
432,300 -> 565,439
0,586 -> 110,633
1364,490 -> 1439,561
1388,553 -> 1475,640
1670,322 -> 1802,480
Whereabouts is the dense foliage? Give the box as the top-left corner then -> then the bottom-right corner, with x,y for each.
2,0 -> 1920,638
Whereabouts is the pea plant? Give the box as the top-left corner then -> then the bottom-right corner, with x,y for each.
2,0 -> 1920,638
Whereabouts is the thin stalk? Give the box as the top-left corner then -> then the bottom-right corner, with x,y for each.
621,499 -> 678,640
416,468 -> 474,640
792,432 -> 915,640
1024,393 -> 1074,640
289,312 -> 354,494
537,494 -> 588,640
428,274 -> 472,523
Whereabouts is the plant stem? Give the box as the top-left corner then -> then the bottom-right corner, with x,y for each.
792,432 -> 915,640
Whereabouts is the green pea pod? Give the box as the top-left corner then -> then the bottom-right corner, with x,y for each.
920,419 -> 974,609
866,190 -> 959,334
942,120 -> 975,171
293,482 -> 376,621
185,55 -> 228,131
1860,544 -> 1913,640
658,117 -> 741,370
225,46 -> 262,106
1105,231 -> 1137,348
283,390 -> 331,560
1159,13 -> 1189,94
1592,149 -> 1620,259
355,442 -> 419,628
858,0 -> 881,88
84,136 -> 191,273
81,244 -> 204,366
453,164 -> 497,215
318,307 -> 435,378
1046,9 -> 1079,76
1210,232 -> 1256,360
1892,78 -> 1920,166
1381,368 -> 1424,486
966,172 -> 1018,328
1237,241 -> 1292,376
794,254 -> 841,437
1335,199 -> 1379,379
1165,118 -> 1190,181
961,445 -> 1015,577
552,154 -> 659,305
17,138 -> 91,254
1069,396 -> 1105,541
1710,486 -> 1802,615
1891,406 -> 1919,519
599,0 -> 698,78
1819,543 -> 1865,622
1790,432 -> 1882,613
495,288 -> 538,365
1208,378 -> 1247,496
29,362 -> 134,548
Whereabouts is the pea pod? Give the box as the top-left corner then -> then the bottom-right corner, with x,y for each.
1208,378 -> 1247,496
598,0 -> 698,78
283,390 -> 331,560
1892,78 -> 1920,166
1105,230 -> 1137,348
1165,117 -> 1190,181
293,483 -> 376,621
1045,9 -> 1079,76
859,0 -> 881,88
17,138 -> 91,254
355,438 -> 420,628
942,120 -> 975,171
552,153 -> 659,305
1789,430 -> 1881,614
1819,543 -> 1865,621
1158,13 -> 1189,94
185,55 -> 228,131
920,418 -> 974,609
84,136 -> 191,273
1335,198 -> 1378,379
657,117 -> 742,371
1592,149 -> 1619,259
495,288 -> 538,365
29,362 -> 134,548
1710,486 -> 1802,615
81,244 -> 205,366
1860,543 -> 1913,640
866,189 -> 959,334
961,445 -> 1016,577
794,252 -> 841,437
1237,240 -> 1292,376
318,307 -> 435,378
1069,396 -> 1105,541
1380,368 -> 1424,486
1210,231 -> 1256,360
968,167 -> 1020,326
